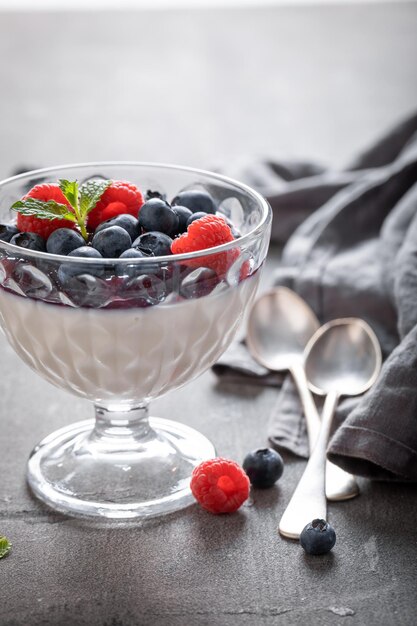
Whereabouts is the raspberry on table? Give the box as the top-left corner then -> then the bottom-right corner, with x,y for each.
190,458 -> 250,514
171,214 -> 238,276
17,183 -> 75,240
87,180 -> 144,230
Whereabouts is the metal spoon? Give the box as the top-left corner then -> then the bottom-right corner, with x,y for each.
246,287 -> 359,501
278,318 -> 382,539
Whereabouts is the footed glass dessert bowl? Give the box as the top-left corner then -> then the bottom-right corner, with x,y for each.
0,163 -> 271,519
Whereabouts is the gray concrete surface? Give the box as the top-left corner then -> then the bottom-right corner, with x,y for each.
0,3 -> 417,625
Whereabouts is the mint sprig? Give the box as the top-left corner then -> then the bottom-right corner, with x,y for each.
11,198 -> 77,222
0,536 -> 11,559
59,179 -> 79,209
79,180 -> 111,217
11,178 -> 111,242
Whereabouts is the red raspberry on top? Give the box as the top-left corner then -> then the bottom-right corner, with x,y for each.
171,214 -> 237,276
190,458 -> 250,514
87,180 -> 144,230
17,183 -> 75,240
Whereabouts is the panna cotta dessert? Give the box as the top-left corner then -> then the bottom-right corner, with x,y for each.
0,273 -> 259,404
0,163 -> 271,519
0,175 -> 259,403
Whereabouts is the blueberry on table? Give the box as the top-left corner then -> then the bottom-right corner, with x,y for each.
92,225 -> 132,258
187,211 -> 207,227
0,224 -> 19,242
300,519 -> 336,555
10,232 -> 46,252
242,448 -> 284,488
46,228 -> 85,256
172,206 -> 193,233
172,190 -> 217,214
58,246 -> 104,283
138,198 -> 179,236
132,232 -> 173,257
95,214 -> 139,241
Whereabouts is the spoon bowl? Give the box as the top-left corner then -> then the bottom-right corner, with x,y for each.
305,318 -> 382,397
247,286 -> 319,371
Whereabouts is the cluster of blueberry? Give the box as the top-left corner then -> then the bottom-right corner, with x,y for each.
0,186 -> 241,308
0,189 -> 221,258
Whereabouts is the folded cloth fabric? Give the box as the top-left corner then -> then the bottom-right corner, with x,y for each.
213,111 -> 417,482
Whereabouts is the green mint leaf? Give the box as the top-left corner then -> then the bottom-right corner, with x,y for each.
59,179 -> 79,210
79,179 -> 111,218
0,536 -> 11,559
11,198 -> 77,222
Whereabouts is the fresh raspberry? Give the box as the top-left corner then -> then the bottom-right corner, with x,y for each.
87,180 -> 144,230
171,214 -> 238,276
190,458 -> 250,514
17,183 -> 75,240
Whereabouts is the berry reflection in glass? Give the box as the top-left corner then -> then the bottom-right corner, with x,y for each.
0,163 -> 271,520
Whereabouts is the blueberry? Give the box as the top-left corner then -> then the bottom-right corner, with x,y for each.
92,225 -> 132,258
119,248 -> 147,260
10,232 -> 46,252
123,273 -> 166,306
132,232 -> 173,257
116,248 -> 147,278
145,189 -> 167,202
138,198 -> 179,236
46,228 -> 85,256
172,206 -> 192,233
69,246 -> 103,260
62,274 -> 110,308
0,224 -> 19,243
242,448 -> 284,488
58,246 -> 104,284
12,262 -> 53,299
187,211 -> 207,227
95,214 -> 139,241
300,519 -> 336,555
172,190 -> 216,214
180,267 -> 218,299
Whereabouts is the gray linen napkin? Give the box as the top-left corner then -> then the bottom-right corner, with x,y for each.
213,112 -> 417,482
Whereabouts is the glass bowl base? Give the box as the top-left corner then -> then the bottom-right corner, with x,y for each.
27,417 -> 216,520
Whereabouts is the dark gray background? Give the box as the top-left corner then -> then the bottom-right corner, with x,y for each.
1,3 -> 417,625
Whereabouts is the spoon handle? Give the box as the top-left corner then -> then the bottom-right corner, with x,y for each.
279,390 -> 338,539
291,364 -> 359,502
291,363 -> 321,447
291,363 -> 321,446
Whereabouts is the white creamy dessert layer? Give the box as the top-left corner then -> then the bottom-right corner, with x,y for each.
0,274 -> 259,405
